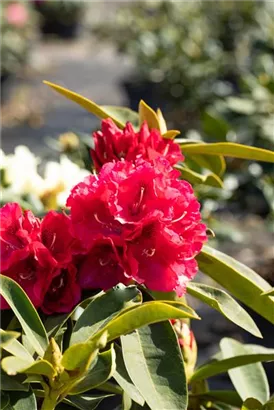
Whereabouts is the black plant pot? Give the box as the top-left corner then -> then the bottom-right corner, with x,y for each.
40,20 -> 79,39
121,78 -> 167,112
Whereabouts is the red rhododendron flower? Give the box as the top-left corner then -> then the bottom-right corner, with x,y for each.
40,211 -> 76,267
91,119 -> 184,172
0,203 -> 40,271
78,238 -> 131,290
42,264 -> 81,314
1,241 -> 57,308
67,158 -> 207,295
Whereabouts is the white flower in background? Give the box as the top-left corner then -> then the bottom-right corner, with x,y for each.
43,155 -> 90,207
1,146 -> 90,210
3,146 -> 45,197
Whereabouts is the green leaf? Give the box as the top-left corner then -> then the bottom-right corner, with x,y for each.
220,338 -> 269,403
0,329 -> 20,348
191,344 -> 274,382
226,97 -> 256,115
8,389 -> 37,410
241,398 -> 263,410
43,81 -> 125,128
101,106 -> 139,129
202,111 -> 231,141
181,148 -> 226,176
63,394 -> 114,410
63,300 -> 198,370
163,130 -> 181,139
181,142 -> 274,163
0,373 -> 29,391
261,288 -> 274,296
0,275 -> 48,356
176,165 -> 223,188
186,283 -> 262,338
70,285 -> 142,346
113,345 -> 145,406
0,391 -> 10,410
263,397 -> 274,410
121,321 -> 188,410
190,390 -> 242,407
70,345 -> 116,395
197,246 -> 274,324
2,337 -> 34,364
138,100 -> 160,130
1,357 -> 56,379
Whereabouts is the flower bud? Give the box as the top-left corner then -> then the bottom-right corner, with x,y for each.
171,319 -> 197,380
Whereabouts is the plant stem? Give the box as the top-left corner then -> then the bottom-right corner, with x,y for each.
41,391 -> 59,410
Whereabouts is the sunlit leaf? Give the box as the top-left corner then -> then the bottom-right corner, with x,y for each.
43,81 -> 125,128
1,357 -> 56,379
113,344 -> 145,406
138,100 -> 160,130
121,322 -> 187,410
197,246 -> 274,324
181,142 -> 274,163
0,275 -> 48,356
186,283 -> 262,338
0,329 -> 20,348
70,285 -> 142,346
220,338 -> 269,403
176,165 -> 223,187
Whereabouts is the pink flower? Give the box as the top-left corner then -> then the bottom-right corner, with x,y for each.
67,158 -> 207,295
91,119 -> 184,172
5,3 -> 28,27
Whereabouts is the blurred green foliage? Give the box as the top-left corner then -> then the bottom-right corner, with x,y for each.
0,1 -> 37,77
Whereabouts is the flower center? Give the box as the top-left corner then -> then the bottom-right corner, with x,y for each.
142,248 -> 156,257
131,186 -> 145,215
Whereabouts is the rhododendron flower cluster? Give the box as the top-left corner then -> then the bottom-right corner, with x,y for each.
91,118 -> 184,172
0,119 -> 207,313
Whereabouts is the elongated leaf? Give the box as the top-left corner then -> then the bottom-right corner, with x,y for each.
261,288 -> 274,296
121,321 -> 187,410
139,100 -> 160,130
181,142 -> 274,163
1,357 -> 56,378
0,329 -> 20,347
241,398 -> 263,410
113,345 -> 145,406
190,350 -> 274,382
70,285 -> 142,345
190,390 -> 242,407
62,301 -> 198,370
186,283 -> 262,337
202,111 -> 231,141
156,108 -> 167,133
43,82 -> 125,128
197,246 -> 274,324
0,275 -> 48,356
183,151 -> 226,176
176,165 -> 223,187
2,337 -> 34,363
163,130 -> 180,139
63,394 -> 113,410
7,389 -> 37,410
70,345 -> 116,395
220,338 -> 269,403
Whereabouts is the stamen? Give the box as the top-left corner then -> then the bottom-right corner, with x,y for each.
171,212 -> 187,224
